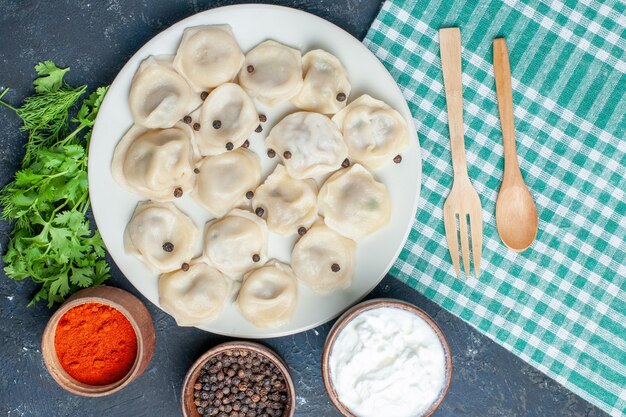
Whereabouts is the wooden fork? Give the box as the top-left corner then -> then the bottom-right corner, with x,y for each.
439,27 -> 483,277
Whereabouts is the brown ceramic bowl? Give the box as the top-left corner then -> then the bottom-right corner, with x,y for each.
41,286 -> 155,396
322,298 -> 453,417
182,341 -> 296,417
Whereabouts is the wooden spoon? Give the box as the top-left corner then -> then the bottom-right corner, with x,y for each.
493,38 -> 538,252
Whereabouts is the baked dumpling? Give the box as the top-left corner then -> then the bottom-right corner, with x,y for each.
173,25 -> 244,91
291,221 -> 356,294
332,94 -> 409,169
159,261 -> 230,326
190,83 -> 258,155
237,260 -> 297,328
265,112 -> 348,179
318,164 -> 391,240
291,49 -> 351,114
238,40 -> 303,106
251,164 -> 317,236
112,123 -> 196,201
124,201 -> 198,273
203,209 -> 268,278
128,56 -> 201,129
192,148 -> 261,217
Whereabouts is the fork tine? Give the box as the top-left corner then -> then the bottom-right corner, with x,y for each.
443,207 -> 461,277
469,212 -> 483,277
459,213 -> 471,276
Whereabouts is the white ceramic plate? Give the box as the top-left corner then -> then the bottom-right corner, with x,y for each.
89,4 -> 421,338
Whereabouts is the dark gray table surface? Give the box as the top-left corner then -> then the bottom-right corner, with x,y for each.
0,1 -> 609,417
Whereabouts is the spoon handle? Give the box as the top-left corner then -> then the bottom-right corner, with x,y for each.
493,38 -> 520,179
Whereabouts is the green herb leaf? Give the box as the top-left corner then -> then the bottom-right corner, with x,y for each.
33,61 -> 70,93
0,60 -> 110,307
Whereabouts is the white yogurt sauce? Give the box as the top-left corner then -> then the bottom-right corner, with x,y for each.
329,307 -> 446,417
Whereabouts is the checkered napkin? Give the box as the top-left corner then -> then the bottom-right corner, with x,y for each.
363,0 -> 626,415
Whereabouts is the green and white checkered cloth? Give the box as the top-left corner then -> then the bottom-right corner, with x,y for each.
364,0 -> 626,415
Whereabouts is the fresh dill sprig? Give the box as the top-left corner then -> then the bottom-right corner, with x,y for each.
0,61 -> 110,307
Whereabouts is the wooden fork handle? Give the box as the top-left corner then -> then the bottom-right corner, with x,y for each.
439,27 -> 468,178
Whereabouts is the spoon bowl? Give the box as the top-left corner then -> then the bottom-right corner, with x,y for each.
496,184 -> 538,251
493,38 -> 538,252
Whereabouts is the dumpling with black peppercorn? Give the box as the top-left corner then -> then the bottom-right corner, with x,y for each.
291,221 -> 356,294
291,49 -> 351,114
332,94 -> 409,169
129,56 -> 201,129
237,260 -> 297,328
318,164 -> 391,240
192,148 -> 261,217
124,201 -> 198,273
202,209 -> 268,278
173,25 -> 244,91
251,164 -> 317,236
159,261 -> 230,326
112,123 -> 197,201
238,40 -> 303,106
265,112 -> 347,179
190,83 -> 258,156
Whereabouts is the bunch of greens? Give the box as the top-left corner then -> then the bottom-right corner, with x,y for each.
0,61 -> 110,307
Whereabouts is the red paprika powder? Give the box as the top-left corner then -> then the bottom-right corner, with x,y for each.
54,302 -> 138,386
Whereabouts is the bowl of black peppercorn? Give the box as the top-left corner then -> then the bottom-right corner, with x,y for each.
182,341 -> 296,417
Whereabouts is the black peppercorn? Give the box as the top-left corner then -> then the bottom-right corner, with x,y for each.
247,65 -> 254,73
192,349 -> 289,417
336,92 -> 347,102
393,154 -> 402,164
282,151 -> 292,159
331,263 -> 341,272
193,123 -> 201,131
297,227 -> 307,236
267,149 -> 276,158
255,207 -> 264,217
174,187 -> 183,198
259,114 -> 267,123
181,262 -> 190,272
201,91 -> 209,100
226,142 -> 234,151
252,254 -> 260,263
242,140 -> 250,149
163,242 -> 174,252
246,191 -> 254,200
194,168 -> 200,174
341,158 -> 350,168
255,125 -> 263,133
183,115 -> 192,124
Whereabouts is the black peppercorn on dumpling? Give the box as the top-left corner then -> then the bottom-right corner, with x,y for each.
291,49 -> 351,114
238,40 -> 303,106
332,94 -> 409,170
159,261 -> 230,326
129,56 -> 201,129
251,164 -> 317,236
124,201 -> 199,273
265,112 -> 347,179
192,148 -> 261,218
237,260 -> 297,328
318,164 -> 391,240
202,209 -> 268,278
189,83 -> 258,156
173,25 -> 244,92
291,220 -> 355,294
112,123 -> 197,201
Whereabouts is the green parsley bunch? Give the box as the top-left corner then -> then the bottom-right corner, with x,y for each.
0,61 -> 110,306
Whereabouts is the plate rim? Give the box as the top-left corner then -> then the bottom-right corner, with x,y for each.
88,3 -> 422,338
